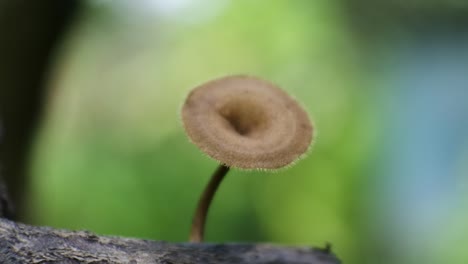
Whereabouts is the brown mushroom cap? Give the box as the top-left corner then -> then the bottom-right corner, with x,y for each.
181,75 -> 313,169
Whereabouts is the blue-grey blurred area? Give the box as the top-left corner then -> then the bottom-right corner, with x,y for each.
19,1 -> 468,263
373,29 -> 468,264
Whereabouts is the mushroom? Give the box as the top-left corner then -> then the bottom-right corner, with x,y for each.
181,75 -> 313,242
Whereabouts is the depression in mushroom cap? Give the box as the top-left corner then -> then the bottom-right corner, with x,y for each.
182,75 -> 313,169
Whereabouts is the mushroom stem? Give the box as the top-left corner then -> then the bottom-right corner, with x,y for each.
189,164 -> 230,242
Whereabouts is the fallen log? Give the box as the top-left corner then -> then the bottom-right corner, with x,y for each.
0,218 -> 340,264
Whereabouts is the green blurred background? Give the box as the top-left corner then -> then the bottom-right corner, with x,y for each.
17,1 -> 468,263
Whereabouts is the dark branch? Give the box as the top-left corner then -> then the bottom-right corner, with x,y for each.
0,0 -> 79,219
0,218 -> 340,264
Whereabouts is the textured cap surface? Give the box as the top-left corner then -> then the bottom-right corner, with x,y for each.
181,75 -> 313,169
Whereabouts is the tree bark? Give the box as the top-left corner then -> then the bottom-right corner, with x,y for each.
0,218 -> 340,264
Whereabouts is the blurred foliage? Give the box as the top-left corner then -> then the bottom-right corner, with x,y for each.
26,1 -> 467,264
